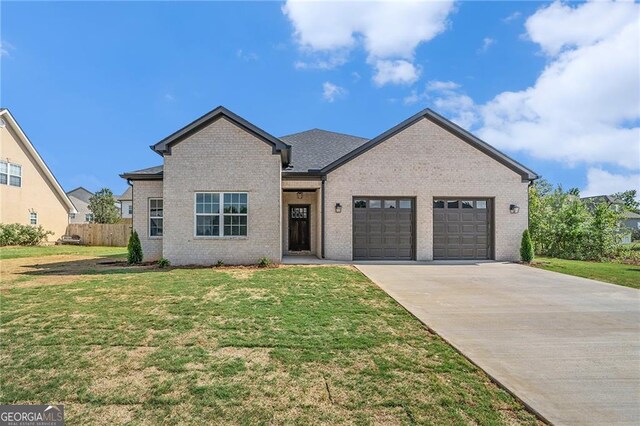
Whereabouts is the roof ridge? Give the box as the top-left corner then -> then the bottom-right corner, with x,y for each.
281,128 -> 368,140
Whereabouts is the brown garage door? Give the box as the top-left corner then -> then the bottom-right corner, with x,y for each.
353,197 -> 414,260
433,199 -> 491,260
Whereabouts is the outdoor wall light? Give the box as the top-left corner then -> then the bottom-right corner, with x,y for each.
296,191 -> 303,199
335,203 -> 342,213
510,204 -> 520,214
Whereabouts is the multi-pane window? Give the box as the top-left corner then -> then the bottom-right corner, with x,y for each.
0,161 -> 21,187
85,214 -> 94,222
149,199 -> 163,237
128,205 -> 133,215
69,213 -> 76,220
29,212 -> 38,225
195,192 -> 248,236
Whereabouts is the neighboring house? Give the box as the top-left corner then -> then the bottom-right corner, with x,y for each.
581,195 -> 639,243
66,187 -> 95,223
121,106 -> 538,265
0,108 -> 76,239
117,186 -> 133,218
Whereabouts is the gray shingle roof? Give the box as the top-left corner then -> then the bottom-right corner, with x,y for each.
120,165 -> 164,179
280,129 -> 369,173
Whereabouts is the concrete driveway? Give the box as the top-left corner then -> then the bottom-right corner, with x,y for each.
356,262 -> 640,425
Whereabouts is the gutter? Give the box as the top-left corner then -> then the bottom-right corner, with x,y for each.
321,175 -> 326,259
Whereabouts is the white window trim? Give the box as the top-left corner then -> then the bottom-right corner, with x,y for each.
1,160 -> 22,187
149,198 -> 163,239
29,212 -> 38,225
85,213 -> 94,223
194,192 -> 248,238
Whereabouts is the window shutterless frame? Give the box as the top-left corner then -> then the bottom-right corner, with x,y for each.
193,192 -> 248,238
149,198 -> 163,238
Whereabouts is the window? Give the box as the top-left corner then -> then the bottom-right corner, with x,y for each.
369,200 -> 381,208
476,200 -> 487,209
85,214 -> 94,222
149,199 -> 163,237
462,200 -> 474,209
195,192 -> 247,237
433,200 -> 445,209
1,161 -> 21,187
69,213 -> 76,220
447,200 -> 459,209
29,212 -> 37,225
399,200 -> 412,209
128,205 -> 133,215
384,200 -> 396,209
354,199 -> 367,208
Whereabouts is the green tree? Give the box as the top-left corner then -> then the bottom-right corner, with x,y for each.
520,229 -> 534,263
612,190 -> 639,214
584,202 -> 622,260
88,188 -> 121,224
127,230 -> 143,264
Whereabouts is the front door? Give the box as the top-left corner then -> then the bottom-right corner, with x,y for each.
289,205 -> 310,251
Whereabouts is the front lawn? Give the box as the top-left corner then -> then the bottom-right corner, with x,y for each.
0,249 -> 537,424
0,245 -> 126,260
533,257 -> 640,289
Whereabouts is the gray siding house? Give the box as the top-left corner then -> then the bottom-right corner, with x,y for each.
66,187 -> 94,223
121,106 -> 537,265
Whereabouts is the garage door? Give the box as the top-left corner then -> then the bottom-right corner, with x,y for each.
353,197 -> 414,260
433,199 -> 491,260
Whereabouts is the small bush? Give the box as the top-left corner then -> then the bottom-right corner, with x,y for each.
158,258 -> 170,268
215,260 -> 225,267
0,223 -> 53,246
127,230 -> 143,264
258,257 -> 272,268
520,229 -> 534,263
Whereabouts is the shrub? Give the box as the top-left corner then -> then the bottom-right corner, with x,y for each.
0,223 -> 53,246
258,257 -> 272,268
215,260 -> 225,267
127,230 -> 143,264
520,229 -> 534,263
158,258 -> 170,268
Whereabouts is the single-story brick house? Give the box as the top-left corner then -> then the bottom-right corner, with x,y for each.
121,106 -> 538,265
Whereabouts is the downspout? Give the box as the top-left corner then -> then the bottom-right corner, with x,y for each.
127,178 -> 134,235
321,175 -> 326,259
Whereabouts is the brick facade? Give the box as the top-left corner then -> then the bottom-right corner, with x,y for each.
324,117 -> 529,261
132,180 -> 163,261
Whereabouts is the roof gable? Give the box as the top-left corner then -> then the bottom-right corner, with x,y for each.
150,106 -> 291,166
0,109 -> 77,213
320,108 -> 539,181
66,187 -> 94,203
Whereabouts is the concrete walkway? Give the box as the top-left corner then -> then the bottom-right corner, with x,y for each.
356,262 -> 640,425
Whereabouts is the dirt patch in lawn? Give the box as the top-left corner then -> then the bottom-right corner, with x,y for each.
0,254 -> 147,290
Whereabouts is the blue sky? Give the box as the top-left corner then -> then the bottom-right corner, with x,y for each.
2,1 -> 638,197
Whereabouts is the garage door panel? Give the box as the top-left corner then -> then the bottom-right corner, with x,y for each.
433,198 -> 491,260
353,197 -> 414,260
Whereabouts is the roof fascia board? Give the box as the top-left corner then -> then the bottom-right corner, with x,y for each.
150,106 -> 291,165
1,109 -> 77,213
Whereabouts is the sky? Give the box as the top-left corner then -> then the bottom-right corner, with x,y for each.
1,0 -> 638,198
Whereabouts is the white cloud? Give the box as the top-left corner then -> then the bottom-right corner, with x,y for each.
164,94 -> 175,101
236,49 -> 259,61
477,37 -> 495,54
322,82 -> 347,102
403,80 -> 478,129
582,168 -> 640,200
282,0 -> 455,85
503,11 -> 522,23
475,0 -> 640,171
372,60 -> 420,86
0,41 -> 15,57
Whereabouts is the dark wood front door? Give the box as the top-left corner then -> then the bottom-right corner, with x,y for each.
289,205 -> 310,251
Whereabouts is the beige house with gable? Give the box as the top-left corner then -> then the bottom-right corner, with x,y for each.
0,108 -> 76,240
121,106 -> 537,265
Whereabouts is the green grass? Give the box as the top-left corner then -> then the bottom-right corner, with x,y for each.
0,252 -> 538,424
533,257 -> 640,289
0,245 -> 126,260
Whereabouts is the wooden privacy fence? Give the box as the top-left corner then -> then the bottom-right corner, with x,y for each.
65,223 -> 132,247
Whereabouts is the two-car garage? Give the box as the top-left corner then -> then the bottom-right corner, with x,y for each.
352,197 -> 492,261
